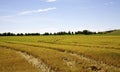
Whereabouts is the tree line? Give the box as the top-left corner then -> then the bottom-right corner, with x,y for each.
0,30 -> 113,36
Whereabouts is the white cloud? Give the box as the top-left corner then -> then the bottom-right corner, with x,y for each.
46,0 -> 56,2
19,7 -> 56,15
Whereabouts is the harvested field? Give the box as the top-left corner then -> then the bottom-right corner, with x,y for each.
0,35 -> 120,72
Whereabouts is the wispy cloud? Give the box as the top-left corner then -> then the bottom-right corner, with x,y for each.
0,15 -> 13,18
104,2 -> 114,6
46,0 -> 56,2
19,7 -> 56,15
0,7 -> 56,18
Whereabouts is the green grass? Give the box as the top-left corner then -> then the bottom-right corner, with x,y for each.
0,35 -> 120,72
106,30 -> 120,35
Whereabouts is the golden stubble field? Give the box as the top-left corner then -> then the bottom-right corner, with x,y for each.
0,35 -> 120,72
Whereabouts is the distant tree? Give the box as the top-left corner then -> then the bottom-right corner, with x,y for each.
2,33 -> 6,36
75,31 -> 82,35
25,33 -> 28,36
83,30 -> 93,35
49,33 -> 52,35
0,32 -> 16,36
68,31 -> 71,35
83,30 -> 88,35
30,33 -> 40,36
7,32 -> 15,36
56,31 -> 68,35
0,30 -> 99,36
53,33 -> 57,35
71,32 -> 74,35
43,32 -> 49,35
17,33 -> 24,36
36,33 -> 39,35
93,32 -> 96,34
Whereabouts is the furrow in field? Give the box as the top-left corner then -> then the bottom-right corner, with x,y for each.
17,52 -> 54,72
4,41 -> 120,51
65,51 -> 120,71
69,53 -> 120,71
37,41 -> 120,50
27,44 -> 119,69
0,45 -> 54,72
3,41 -> 120,71
0,43 -> 82,72
17,42 -> 120,68
0,48 -> 39,72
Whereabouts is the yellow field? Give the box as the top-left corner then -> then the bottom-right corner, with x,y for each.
0,47 -> 38,72
0,35 -> 120,72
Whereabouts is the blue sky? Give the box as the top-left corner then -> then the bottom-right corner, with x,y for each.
0,0 -> 120,33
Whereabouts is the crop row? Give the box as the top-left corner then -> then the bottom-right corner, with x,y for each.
0,47 -> 38,72
0,42 -> 119,72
